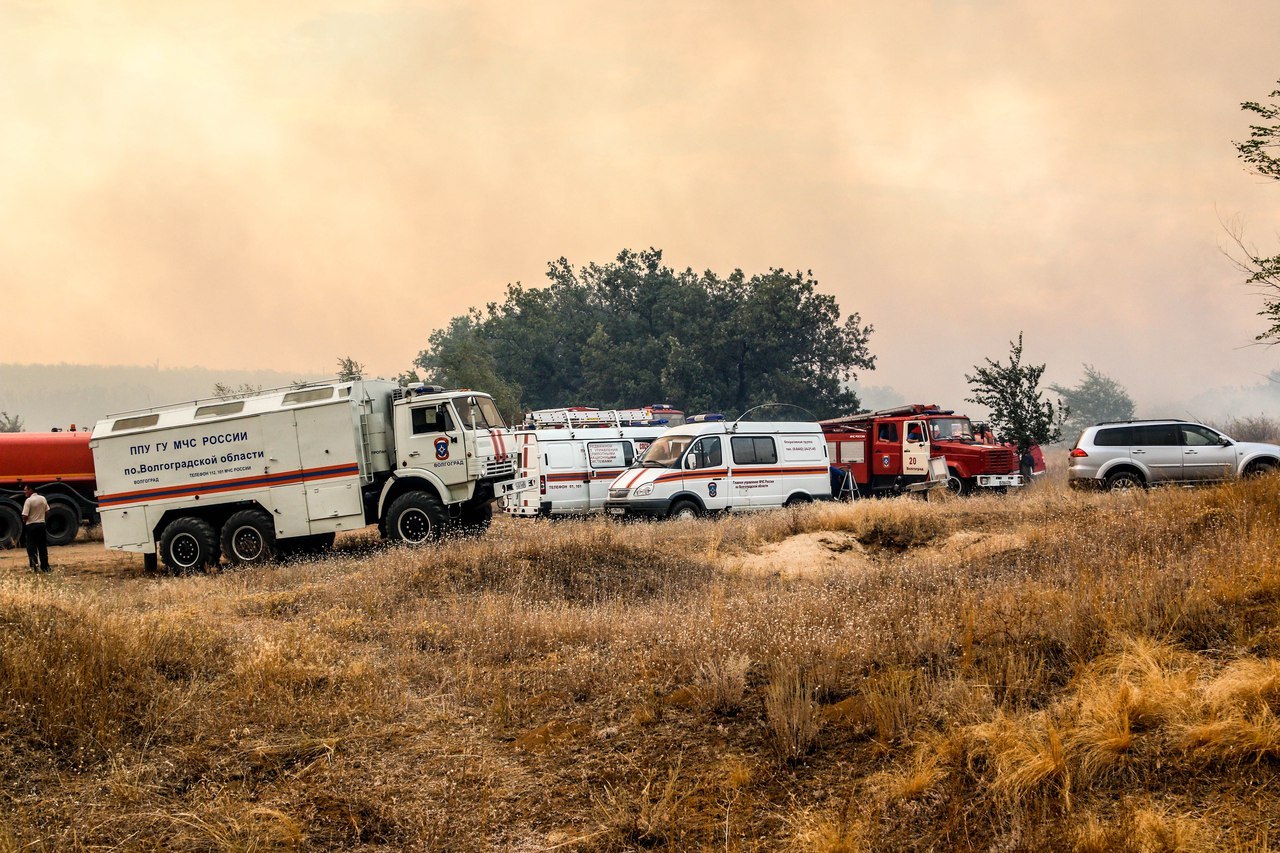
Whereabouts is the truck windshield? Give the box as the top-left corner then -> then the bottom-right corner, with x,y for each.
928,418 -> 974,441
462,396 -> 507,430
637,434 -> 693,468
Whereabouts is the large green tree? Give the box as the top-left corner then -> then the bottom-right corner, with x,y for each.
965,333 -> 1066,453
1050,364 -> 1135,437
414,249 -> 875,419
1232,80 -> 1280,342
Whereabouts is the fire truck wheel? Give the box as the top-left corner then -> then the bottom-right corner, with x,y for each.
44,500 -> 81,547
160,517 -> 220,574
457,502 -> 493,534
946,470 -> 971,496
387,492 -> 446,545
221,510 -> 277,566
668,500 -> 701,521
0,504 -> 20,549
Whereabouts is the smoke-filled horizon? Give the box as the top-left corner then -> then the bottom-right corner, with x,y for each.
3,1 -> 1279,415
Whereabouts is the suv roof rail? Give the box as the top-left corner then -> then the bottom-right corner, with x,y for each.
1093,418 -> 1188,426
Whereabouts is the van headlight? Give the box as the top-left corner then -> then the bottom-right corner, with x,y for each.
633,483 -> 654,497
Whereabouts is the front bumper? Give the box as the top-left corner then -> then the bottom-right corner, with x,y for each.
975,473 -> 1024,488
603,499 -> 671,518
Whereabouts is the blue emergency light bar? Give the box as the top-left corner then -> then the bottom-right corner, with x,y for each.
687,413 -> 725,423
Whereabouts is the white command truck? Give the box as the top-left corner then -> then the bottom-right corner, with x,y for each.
603,417 -> 832,519
500,407 -> 672,517
90,381 -> 515,573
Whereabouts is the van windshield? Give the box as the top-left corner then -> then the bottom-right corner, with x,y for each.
637,434 -> 693,468
928,418 -> 974,441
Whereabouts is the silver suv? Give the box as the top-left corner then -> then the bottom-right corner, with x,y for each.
1068,419 -> 1280,490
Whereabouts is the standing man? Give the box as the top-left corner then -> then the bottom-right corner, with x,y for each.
21,484 -> 50,573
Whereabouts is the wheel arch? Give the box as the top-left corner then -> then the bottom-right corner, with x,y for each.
666,491 -> 706,513
377,472 -> 448,520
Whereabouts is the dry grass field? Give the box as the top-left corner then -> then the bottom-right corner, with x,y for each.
4,468 -> 1280,850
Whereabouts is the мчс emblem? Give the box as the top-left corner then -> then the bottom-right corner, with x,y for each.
881,454 -> 891,468
707,481 -> 717,497
434,437 -> 450,461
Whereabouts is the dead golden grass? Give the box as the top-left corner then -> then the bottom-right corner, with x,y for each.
3,473 -> 1280,848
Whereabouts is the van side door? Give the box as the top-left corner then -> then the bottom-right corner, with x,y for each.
684,436 -> 729,511
585,439 -> 634,511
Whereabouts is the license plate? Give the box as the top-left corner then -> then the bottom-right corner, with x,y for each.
496,476 -> 537,497
607,507 -> 626,515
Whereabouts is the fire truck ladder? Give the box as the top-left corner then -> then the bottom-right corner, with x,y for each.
525,408 -> 661,429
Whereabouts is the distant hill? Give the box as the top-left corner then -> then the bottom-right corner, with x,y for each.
0,363 -> 328,433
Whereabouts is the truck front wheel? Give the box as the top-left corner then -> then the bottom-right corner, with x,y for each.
221,509 -> 277,566
45,499 -> 81,547
0,504 -> 20,549
386,492 -> 446,545
946,470 -> 971,496
160,517 -> 220,574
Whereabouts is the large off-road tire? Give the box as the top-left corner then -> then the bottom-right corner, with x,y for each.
667,499 -> 701,521
385,491 -> 447,545
946,470 -> 971,496
1105,469 -> 1145,492
44,500 -> 81,547
160,517 -> 220,574
0,504 -> 21,549
220,509 -> 277,567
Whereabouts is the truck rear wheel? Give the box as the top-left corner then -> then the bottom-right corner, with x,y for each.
160,517 -> 220,574
45,500 -> 81,547
0,504 -> 20,549
386,492 -> 446,545
221,509 -> 277,566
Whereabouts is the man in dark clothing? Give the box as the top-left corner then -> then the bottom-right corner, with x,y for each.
21,484 -> 50,573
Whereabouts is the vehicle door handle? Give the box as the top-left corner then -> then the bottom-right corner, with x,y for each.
1131,449 -> 1145,454
409,451 -> 420,457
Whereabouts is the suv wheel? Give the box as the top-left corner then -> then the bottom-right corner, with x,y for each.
1105,470 -> 1145,492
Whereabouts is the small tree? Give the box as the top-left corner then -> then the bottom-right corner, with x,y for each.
1230,80 -> 1280,343
965,333 -> 1067,452
1050,364 -> 1135,436
212,382 -> 261,400
336,356 -> 365,382
0,411 -> 23,433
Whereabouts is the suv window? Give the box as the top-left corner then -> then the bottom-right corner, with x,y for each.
1093,426 -> 1132,447
1133,424 -> 1180,446
1181,425 -> 1223,447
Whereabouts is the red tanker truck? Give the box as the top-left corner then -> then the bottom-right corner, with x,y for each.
0,430 -> 98,549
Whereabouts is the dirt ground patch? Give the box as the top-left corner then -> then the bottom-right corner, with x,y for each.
729,531 -> 875,578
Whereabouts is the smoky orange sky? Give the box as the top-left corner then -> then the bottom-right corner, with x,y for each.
4,1 -> 1280,414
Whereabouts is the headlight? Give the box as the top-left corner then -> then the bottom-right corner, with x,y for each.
633,483 -> 654,497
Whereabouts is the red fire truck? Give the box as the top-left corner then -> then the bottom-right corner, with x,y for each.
821,405 -> 1026,497
0,429 -> 98,548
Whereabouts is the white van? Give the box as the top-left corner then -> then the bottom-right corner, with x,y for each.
500,408 -> 670,517
602,417 -> 831,518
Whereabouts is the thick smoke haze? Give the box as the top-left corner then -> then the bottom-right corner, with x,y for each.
3,1 -> 1279,417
